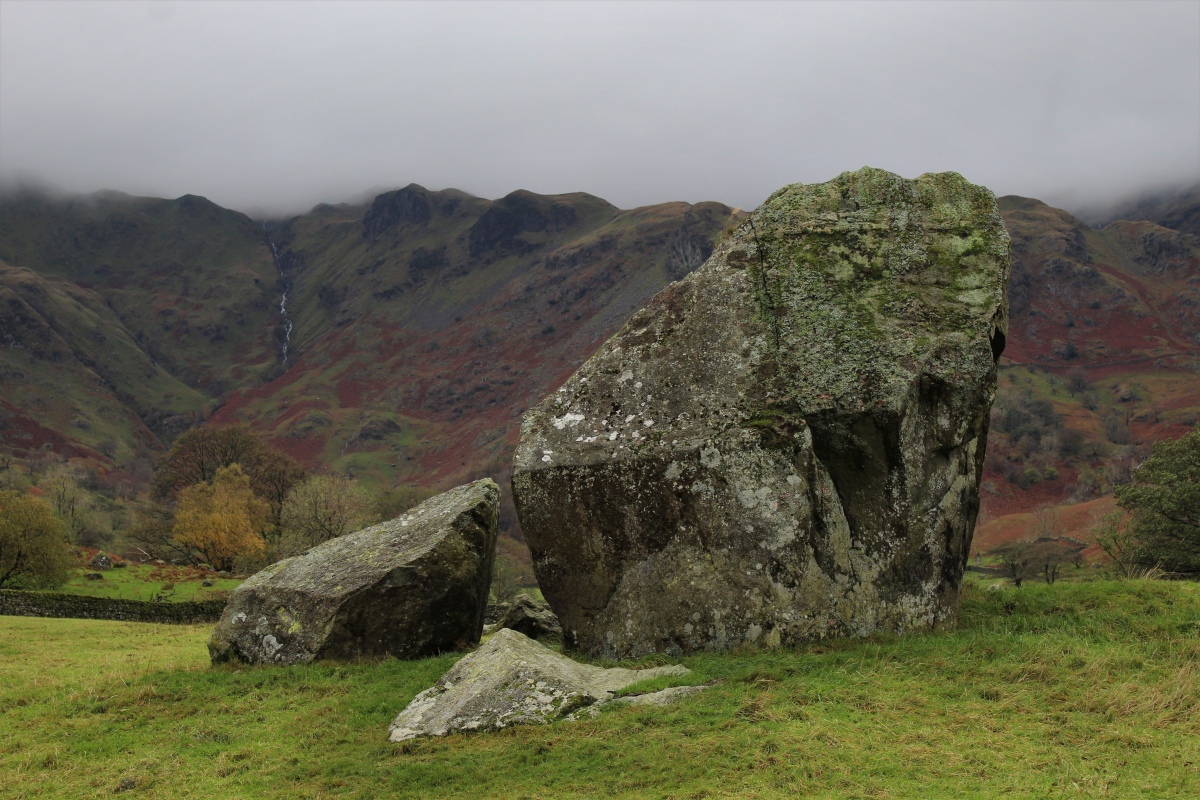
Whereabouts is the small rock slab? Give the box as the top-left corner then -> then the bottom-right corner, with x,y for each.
492,592 -> 562,640
388,628 -> 692,741
209,478 -> 499,665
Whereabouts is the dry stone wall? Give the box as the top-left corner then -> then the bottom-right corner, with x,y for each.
0,589 -> 225,624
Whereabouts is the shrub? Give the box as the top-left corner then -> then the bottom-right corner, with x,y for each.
0,491 -> 74,589
1115,425 -> 1200,574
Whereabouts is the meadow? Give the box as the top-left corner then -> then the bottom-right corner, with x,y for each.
50,563 -> 242,603
2,579 -> 1197,799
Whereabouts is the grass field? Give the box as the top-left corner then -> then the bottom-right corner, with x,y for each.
2,580 -> 1197,799
48,563 -> 243,603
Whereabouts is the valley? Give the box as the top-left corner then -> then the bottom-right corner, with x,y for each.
1,180 -> 1197,559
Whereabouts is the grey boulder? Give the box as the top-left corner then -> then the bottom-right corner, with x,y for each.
512,167 -> 1010,657
388,628 -> 691,741
491,592 -> 562,639
209,478 -> 499,664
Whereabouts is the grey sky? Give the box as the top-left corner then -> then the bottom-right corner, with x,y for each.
1,0 -> 1197,217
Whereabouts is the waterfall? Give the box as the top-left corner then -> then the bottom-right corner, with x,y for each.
264,224 -> 294,365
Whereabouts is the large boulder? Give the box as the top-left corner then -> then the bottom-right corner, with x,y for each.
388,628 -> 691,741
209,478 -> 499,664
513,168 -> 1010,658
491,592 -> 562,640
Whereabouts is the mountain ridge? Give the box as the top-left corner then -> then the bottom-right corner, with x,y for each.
1,179 -> 1197,547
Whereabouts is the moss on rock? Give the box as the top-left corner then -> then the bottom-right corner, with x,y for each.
209,478 -> 499,664
512,168 -> 1010,658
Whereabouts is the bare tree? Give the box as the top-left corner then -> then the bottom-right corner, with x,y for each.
1093,510 -> 1138,577
1032,507 -> 1058,540
995,541 -> 1034,587
1029,538 -> 1084,584
279,475 -> 376,556
40,463 -> 88,539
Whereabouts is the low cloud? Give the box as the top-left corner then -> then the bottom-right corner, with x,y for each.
1,1 -> 1197,216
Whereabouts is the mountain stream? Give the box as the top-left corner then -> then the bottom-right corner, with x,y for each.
264,225 -> 294,365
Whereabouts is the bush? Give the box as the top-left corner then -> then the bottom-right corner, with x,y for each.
1115,425 -> 1200,574
0,491 -> 74,589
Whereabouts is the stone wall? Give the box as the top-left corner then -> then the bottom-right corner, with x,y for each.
0,589 -> 226,624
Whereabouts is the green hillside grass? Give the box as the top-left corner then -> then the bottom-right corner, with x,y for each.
0,189 -> 282,459
46,563 -> 242,602
0,263 -> 209,462
3,579 -> 1196,799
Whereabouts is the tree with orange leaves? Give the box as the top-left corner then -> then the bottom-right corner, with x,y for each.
172,464 -> 268,572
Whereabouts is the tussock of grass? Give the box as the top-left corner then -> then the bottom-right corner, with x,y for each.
2,580 -> 1198,798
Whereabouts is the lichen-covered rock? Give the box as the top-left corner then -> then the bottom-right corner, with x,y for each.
387,628 -> 689,741
512,168 -> 1010,658
209,479 -> 499,665
492,592 -> 562,640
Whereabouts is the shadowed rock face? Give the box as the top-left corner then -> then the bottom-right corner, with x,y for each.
209,478 -> 499,665
492,592 -> 562,640
512,168 -> 1010,658
362,185 -> 433,239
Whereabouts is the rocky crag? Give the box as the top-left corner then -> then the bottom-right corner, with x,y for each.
513,168 -> 1011,658
209,478 -> 498,664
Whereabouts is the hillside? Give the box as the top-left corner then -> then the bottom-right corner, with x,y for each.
1,180 -> 1197,549
209,186 -> 739,504
0,188 -> 282,466
0,185 -> 741,536
0,262 -> 204,465
975,192 -> 1200,550
1081,182 -> 1200,238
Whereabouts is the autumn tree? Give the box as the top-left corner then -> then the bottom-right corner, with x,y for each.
172,465 -> 268,571
253,448 -> 310,536
0,490 -> 74,589
151,425 -> 306,538
1116,425 -> 1200,575
279,474 -> 376,556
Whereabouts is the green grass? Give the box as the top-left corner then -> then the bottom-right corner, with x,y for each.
2,580 -> 1198,798
47,564 -> 242,602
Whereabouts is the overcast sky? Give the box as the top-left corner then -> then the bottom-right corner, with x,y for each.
1,1 -> 1198,217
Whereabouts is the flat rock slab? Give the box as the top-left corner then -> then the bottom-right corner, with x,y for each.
209,478 -> 499,664
388,628 -> 692,741
513,168 -> 1010,657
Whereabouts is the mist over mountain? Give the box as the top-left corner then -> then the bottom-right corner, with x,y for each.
1074,182 -> 1200,238
2,2 -> 1196,218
